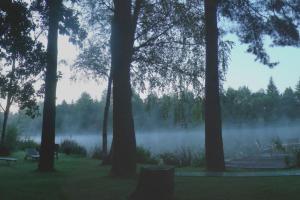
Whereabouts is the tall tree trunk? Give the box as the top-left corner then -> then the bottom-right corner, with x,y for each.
110,0 -> 137,177
0,97 -> 12,146
0,57 -> 15,145
102,70 -> 112,157
204,0 -> 225,171
38,0 -> 61,172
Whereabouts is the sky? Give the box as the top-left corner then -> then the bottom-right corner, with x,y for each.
55,34 -> 300,104
223,35 -> 300,93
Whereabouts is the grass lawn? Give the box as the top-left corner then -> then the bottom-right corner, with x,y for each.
1,152 -> 300,200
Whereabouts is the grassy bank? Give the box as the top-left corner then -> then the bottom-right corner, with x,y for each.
1,152 -> 300,200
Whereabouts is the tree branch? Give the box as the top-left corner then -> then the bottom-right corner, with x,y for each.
133,24 -> 174,52
132,0 -> 142,34
0,103 -> 5,112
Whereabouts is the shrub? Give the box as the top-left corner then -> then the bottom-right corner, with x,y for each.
90,146 -> 104,160
60,139 -> 87,156
176,147 -> 194,166
4,125 -> 19,152
17,138 -> 39,150
271,137 -> 286,152
136,146 -> 157,164
159,147 -> 205,167
192,151 -> 206,167
159,152 -> 180,166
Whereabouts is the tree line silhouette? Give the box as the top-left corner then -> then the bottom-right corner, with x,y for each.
11,77 -> 300,134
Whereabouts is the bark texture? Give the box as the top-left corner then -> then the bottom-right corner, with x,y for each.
102,70 -> 112,157
110,0 -> 137,177
204,0 -> 225,171
38,0 -> 61,172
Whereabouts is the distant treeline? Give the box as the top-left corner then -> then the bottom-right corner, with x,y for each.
7,78 -> 300,134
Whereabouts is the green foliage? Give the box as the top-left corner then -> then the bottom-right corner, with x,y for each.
11,77 -> 300,134
159,152 -> 181,166
0,0 -> 46,119
219,0 -> 300,67
56,93 -> 102,131
4,125 -> 19,152
136,146 -> 157,164
76,0 -> 213,95
271,137 -> 286,152
90,146 -> 104,160
159,147 -> 205,167
192,151 -> 206,167
60,139 -> 87,156
16,138 -> 39,151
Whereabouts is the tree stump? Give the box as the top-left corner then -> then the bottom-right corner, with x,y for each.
129,166 -> 175,200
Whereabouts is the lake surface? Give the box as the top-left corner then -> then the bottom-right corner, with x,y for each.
23,123 -> 300,158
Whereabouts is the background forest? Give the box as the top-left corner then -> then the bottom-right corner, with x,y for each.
6,77 -> 300,135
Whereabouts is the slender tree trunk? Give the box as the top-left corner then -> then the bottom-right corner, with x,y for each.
204,0 -> 225,171
38,0 -> 61,172
102,70 -> 112,157
110,0 -> 137,177
0,57 -> 15,145
0,97 -> 11,146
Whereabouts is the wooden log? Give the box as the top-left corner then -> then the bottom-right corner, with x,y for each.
129,166 -> 175,200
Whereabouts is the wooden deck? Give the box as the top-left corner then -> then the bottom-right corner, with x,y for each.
225,153 -> 291,169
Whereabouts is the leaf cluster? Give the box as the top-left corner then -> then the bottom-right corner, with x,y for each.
75,0 -> 232,96
220,0 -> 300,67
0,0 -> 46,117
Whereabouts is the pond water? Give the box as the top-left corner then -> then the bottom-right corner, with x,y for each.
23,123 -> 300,158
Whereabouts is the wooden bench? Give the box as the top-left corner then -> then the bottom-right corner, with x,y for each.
0,157 -> 17,165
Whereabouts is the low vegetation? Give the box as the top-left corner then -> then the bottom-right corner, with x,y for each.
60,139 -> 87,156
135,146 -> 206,167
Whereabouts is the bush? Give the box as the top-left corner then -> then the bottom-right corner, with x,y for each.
271,137 -> 286,152
136,146 -> 157,164
159,152 -> 180,166
192,151 -> 206,167
4,125 -> 19,152
17,138 -> 39,150
159,147 -> 205,167
90,146 -> 104,160
60,139 -> 87,156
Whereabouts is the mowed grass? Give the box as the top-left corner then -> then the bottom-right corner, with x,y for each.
1,152 -> 300,200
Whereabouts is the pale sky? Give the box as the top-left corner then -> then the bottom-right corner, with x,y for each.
56,34 -> 300,104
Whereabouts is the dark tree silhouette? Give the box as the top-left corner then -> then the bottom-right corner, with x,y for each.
109,0 -> 140,177
202,0 -> 300,171
33,0 -> 86,172
102,71 -> 112,157
295,78 -> 300,112
9,79 -> 300,136
0,0 -> 45,147
38,0 -> 62,172
204,0 -> 225,171
76,0 -> 213,175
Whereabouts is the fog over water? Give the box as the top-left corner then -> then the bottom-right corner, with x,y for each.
24,122 -> 300,158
